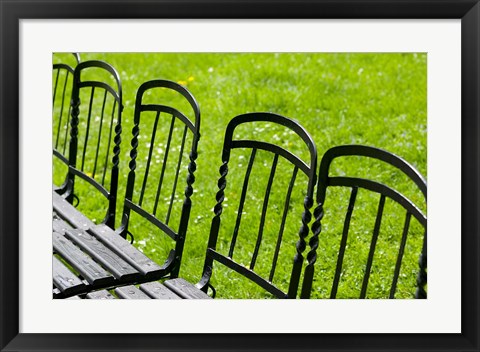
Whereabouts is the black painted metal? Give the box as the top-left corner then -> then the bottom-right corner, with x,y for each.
198,112 -> 317,298
66,60 -> 123,228
119,79 -> 201,279
52,54 -> 80,194
301,145 -> 427,299
360,194 -> 386,298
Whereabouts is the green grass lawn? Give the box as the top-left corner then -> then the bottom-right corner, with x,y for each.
53,52 -> 427,299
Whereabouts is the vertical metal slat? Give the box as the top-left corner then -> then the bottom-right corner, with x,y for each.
165,124 -> 188,225
269,165 -> 298,282
92,90 -> 108,178
250,153 -> 279,270
330,186 -> 358,298
360,194 -> 386,298
101,99 -> 117,186
228,148 -> 257,258
390,212 -> 412,298
53,68 -> 60,105
153,115 -> 175,216
138,110 -> 160,206
81,87 -> 95,171
55,71 -> 69,149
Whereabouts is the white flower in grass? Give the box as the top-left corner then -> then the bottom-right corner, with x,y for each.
208,67 -> 214,73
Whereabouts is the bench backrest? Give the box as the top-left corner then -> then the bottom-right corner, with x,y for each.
52,53 -> 80,193
301,145 -> 427,299
119,80 -> 201,278
66,60 -> 123,228
198,112 -> 317,298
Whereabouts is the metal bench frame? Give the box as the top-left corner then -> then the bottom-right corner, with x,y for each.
301,144 -> 427,299
64,60 -> 123,228
52,53 -> 80,195
117,79 -> 201,279
195,112 -> 317,298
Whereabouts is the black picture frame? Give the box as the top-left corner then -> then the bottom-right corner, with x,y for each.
1,1 -> 478,351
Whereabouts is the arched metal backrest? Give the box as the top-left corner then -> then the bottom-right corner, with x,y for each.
66,60 -> 123,228
198,112 -> 317,298
52,53 -> 80,193
119,80 -> 200,278
301,145 -> 427,299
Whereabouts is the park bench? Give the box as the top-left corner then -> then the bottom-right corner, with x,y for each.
52,61 -> 202,298
166,112 -> 319,298
56,59 -> 123,228
58,111 -> 316,299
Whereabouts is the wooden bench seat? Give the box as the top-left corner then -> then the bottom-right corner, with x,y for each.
52,255 -> 87,297
67,280 -> 209,300
52,191 -> 93,230
52,194 -> 171,298
163,278 -> 211,299
89,224 -> 167,278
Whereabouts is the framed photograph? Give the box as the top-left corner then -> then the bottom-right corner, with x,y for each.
1,0 -> 478,351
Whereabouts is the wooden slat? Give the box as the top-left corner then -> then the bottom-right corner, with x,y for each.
139,281 -> 181,299
90,224 -> 164,277
53,231 -> 114,286
52,255 -> 86,296
52,215 -> 73,234
65,229 -> 139,281
86,290 -> 116,299
164,278 -> 212,299
52,191 -> 94,230
115,285 -> 152,299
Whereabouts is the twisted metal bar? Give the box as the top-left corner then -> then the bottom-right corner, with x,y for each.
69,97 -> 80,157
198,160 -> 229,285
112,123 -> 122,171
170,150 -> 199,278
183,150 -> 198,207
66,96 -> 80,204
296,196 -> 313,261
128,124 -> 139,173
213,161 -> 229,218
306,202 -> 323,269
289,195 -> 313,298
